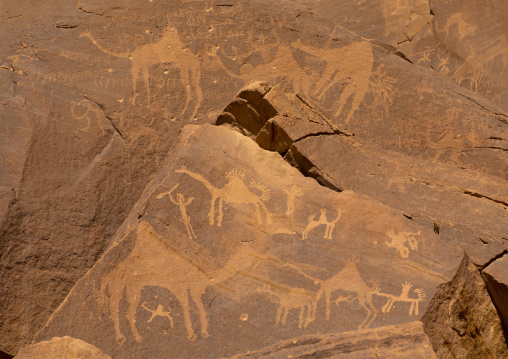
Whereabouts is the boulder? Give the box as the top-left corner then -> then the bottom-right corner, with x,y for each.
14,336 -> 110,359
422,254 -> 508,359
482,254 -> 508,336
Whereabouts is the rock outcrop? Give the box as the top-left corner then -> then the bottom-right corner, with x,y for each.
422,254 -> 508,359
13,336 -> 111,359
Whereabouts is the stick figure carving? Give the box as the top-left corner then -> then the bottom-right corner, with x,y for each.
156,183 -> 196,239
302,209 -> 342,240
372,282 -> 426,315
175,166 -> 271,226
140,302 -> 174,327
80,26 -> 203,117
385,229 -> 420,258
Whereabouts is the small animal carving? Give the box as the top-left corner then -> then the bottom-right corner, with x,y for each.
372,282 -> 426,315
256,284 -> 315,329
302,209 -> 342,240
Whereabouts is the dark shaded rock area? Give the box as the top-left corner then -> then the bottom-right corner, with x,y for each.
0,0 -> 507,358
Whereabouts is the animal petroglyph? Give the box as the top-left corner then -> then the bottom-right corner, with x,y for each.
291,40 -> 374,124
80,26 -> 203,117
294,260 -> 379,330
283,185 -> 303,216
436,12 -> 477,43
156,183 -> 197,239
70,99 -> 107,134
373,282 -> 427,315
256,284 -> 315,329
140,302 -> 174,327
312,260 -> 379,329
98,221 -> 239,343
385,229 -> 420,258
176,166 -> 271,226
452,56 -> 484,93
302,209 -> 342,240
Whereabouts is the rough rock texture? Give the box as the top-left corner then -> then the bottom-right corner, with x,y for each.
34,124 -> 461,358
14,336 -> 111,359
422,254 -> 508,359
229,321 -> 436,358
217,82 -> 508,266
482,253 -> 508,337
295,0 -> 508,111
1,0 -> 507,357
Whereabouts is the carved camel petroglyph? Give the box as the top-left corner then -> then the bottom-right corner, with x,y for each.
80,26 -> 203,117
98,221 -> 238,343
302,209 -> 342,240
176,166 -> 271,226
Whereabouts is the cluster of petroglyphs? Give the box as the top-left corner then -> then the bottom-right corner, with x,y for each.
372,282 -> 427,316
256,284 -> 315,329
385,229 -> 420,258
175,166 -> 271,226
156,183 -> 197,239
80,26 -> 203,117
140,302 -> 174,328
97,220 -> 242,343
302,209 -> 342,240
368,64 -> 398,117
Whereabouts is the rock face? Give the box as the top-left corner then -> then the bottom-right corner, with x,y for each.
33,124 -> 461,358
229,321 -> 437,358
14,336 -> 111,359
1,0 -> 507,357
422,255 -> 508,359
295,0 -> 508,111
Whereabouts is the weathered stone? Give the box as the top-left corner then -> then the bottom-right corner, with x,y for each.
14,336 -> 111,359
482,254 -> 508,336
229,321 -> 436,358
295,0 -> 508,111
422,254 -> 508,359
34,124 -> 461,358
217,83 -> 508,266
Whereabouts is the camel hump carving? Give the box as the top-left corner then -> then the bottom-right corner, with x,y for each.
176,166 -> 271,227
80,26 -> 203,116
97,220 -> 238,343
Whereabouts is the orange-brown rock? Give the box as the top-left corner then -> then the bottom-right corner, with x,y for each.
33,124 -> 461,358
482,254 -> 508,336
229,321 -> 436,359
422,254 -> 508,359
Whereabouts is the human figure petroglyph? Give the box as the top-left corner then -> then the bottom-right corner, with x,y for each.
175,166 -> 271,226
372,282 -> 427,315
156,183 -> 197,239
80,26 -> 203,117
256,284 -> 315,329
140,302 -> 174,327
98,221 -> 241,343
291,39 -> 374,124
385,229 -> 420,258
302,209 -> 342,240
283,185 -> 303,216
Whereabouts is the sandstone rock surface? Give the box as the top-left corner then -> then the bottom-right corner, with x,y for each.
33,124 -> 461,358
230,321 -> 436,358
482,254 -> 508,336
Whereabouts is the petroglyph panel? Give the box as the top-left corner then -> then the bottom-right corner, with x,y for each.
34,124 -> 463,358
